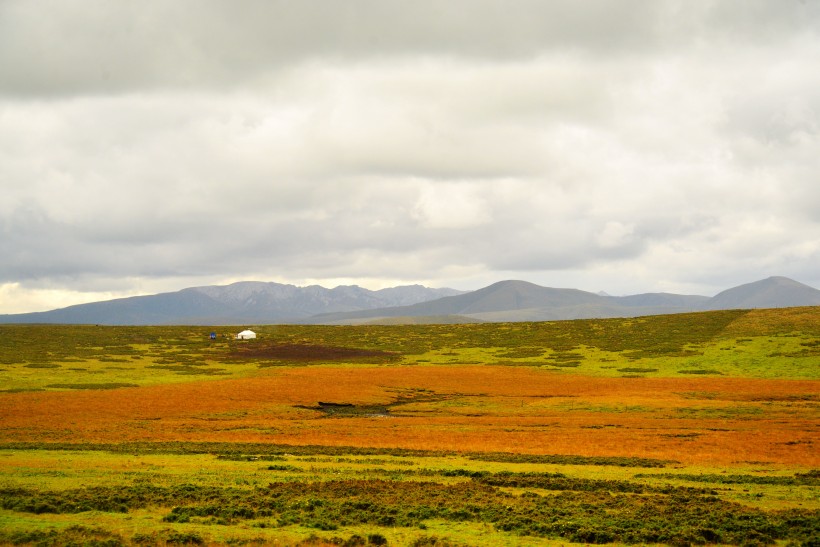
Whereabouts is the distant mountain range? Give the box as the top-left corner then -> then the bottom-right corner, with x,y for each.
1,276 -> 818,326
0,282 -> 464,325
310,276 -> 820,324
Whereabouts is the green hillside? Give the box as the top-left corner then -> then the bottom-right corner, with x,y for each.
1,307 -> 818,394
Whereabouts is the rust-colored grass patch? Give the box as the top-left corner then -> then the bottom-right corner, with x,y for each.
0,366 -> 816,467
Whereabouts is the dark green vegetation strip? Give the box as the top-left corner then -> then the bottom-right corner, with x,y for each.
0,525 -> 129,547
44,382 -> 140,390
390,469 -> 712,495
0,525 -> 383,547
636,470 -> 820,486
467,471 -> 710,494
1,480 -> 816,545
0,442 -> 673,467
465,451 -> 672,467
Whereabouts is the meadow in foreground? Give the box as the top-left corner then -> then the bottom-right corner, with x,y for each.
0,308 -> 817,545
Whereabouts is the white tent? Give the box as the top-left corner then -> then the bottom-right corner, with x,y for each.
236,329 -> 257,340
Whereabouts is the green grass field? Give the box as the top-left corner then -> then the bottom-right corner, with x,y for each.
1,445 -> 818,546
0,308 -> 818,545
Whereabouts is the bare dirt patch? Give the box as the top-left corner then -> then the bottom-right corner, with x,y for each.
296,388 -> 454,417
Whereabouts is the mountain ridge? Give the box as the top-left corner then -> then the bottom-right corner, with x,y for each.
1,276 -> 818,325
307,276 -> 820,325
704,276 -> 819,310
0,282 -> 465,325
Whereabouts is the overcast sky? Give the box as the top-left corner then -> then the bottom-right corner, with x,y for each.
2,1 -> 819,313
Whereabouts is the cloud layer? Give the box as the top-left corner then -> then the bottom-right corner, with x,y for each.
2,1 -> 819,312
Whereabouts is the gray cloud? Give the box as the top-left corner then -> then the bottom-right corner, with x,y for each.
1,1 -> 819,312
7,1 -> 817,96
0,1 -> 667,96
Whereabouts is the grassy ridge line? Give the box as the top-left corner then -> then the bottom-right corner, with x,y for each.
0,442 -> 673,468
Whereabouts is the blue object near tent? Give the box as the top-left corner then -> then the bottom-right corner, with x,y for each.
209,332 -> 217,340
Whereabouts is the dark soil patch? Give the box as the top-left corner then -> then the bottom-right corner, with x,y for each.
296,389 -> 454,418
297,402 -> 391,417
146,365 -> 229,376
228,342 -> 399,364
45,383 -> 139,390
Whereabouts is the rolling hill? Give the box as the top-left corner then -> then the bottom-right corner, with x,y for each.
704,276 -> 820,310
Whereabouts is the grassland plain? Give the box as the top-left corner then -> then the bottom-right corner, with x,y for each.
0,307 -> 818,545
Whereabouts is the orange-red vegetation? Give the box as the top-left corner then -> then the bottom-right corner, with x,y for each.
0,366 -> 816,467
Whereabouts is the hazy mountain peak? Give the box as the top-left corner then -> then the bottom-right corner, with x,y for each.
705,276 -> 820,310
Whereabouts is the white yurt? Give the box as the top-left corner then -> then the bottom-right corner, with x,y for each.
236,329 -> 257,340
